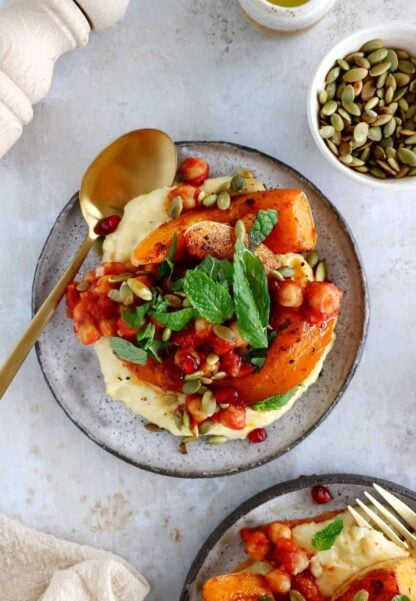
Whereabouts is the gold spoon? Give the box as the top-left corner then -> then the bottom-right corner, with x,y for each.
0,128 -> 177,398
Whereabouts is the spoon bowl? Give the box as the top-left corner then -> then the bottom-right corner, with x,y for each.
0,128 -> 177,398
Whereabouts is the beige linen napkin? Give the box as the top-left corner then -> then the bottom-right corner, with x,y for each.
0,515 -> 150,601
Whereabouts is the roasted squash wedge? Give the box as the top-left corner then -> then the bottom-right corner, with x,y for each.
203,572 -> 275,601
332,557 -> 416,601
132,189 -> 316,265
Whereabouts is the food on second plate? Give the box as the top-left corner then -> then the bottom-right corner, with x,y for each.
66,157 -> 342,450
318,39 -> 416,180
203,487 -> 415,601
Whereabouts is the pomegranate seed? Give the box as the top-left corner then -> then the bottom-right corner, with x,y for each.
311,485 -> 333,505
163,359 -> 184,384
94,215 -> 121,236
248,428 -> 267,443
215,385 -> 240,405
174,350 -> 200,375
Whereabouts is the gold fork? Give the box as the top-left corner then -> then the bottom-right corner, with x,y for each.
348,483 -> 416,551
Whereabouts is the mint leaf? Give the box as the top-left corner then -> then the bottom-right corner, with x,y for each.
137,323 -> 155,343
233,240 -> 269,348
196,255 -> 233,288
122,303 -> 150,331
183,270 -> 234,324
392,596 -> 411,601
252,388 -> 298,411
159,233 -> 177,277
110,337 -> 148,365
152,308 -> 197,331
249,209 -> 278,250
145,339 -> 167,363
312,517 -> 344,551
152,291 -> 170,313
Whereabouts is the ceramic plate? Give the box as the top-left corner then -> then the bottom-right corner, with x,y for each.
32,141 -> 369,477
180,473 -> 416,601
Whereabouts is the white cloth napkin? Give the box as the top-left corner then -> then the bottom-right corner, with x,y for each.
0,515 -> 150,601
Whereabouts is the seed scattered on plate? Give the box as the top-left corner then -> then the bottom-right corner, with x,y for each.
318,39 -> 416,180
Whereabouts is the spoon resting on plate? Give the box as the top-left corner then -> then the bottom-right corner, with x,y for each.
0,128 -> 177,398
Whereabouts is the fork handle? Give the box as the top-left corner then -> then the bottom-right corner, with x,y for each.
0,235 -> 93,399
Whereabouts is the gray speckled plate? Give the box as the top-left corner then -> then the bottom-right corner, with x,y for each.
32,141 -> 369,478
180,474 -> 416,601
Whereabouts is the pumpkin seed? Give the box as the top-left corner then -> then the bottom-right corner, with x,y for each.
108,289 -> 122,302
161,393 -> 177,405
206,353 -> 220,365
361,80 -> 376,101
168,195 -> 183,219
182,379 -> 201,394
230,175 -> 245,191
278,267 -> 296,278
398,147 -> 416,166
164,294 -> 182,308
202,390 -> 217,417
212,371 -> 227,380
394,86 -> 409,101
354,55 -> 371,69
217,191 -> 231,210
120,282 -> 134,305
364,97 -> 379,111
182,435 -> 198,444
319,125 -> 335,139
354,122 -> 369,145
400,129 -> 416,136
201,377 -> 213,385
197,190 -> 206,203
399,165 -> 412,177
325,82 -> 337,100
336,58 -> 350,71
108,273 -> 132,283
76,281 -> 90,292
182,410 -> 191,430
360,39 -> 384,53
398,59 -> 416,75
383,118 -> 396,138
343,68 -> 368,82
376,160 -> 396,176
373,145 -> 386,160
341,84 -> 355,103
338,107 -> 352,124
198,420 -> 213,435
343,101 -> 361,117
207,436 -> 228,445
202,193 -> 217,207
213,324 -> 235,342
290,591 -> 307,601
235,219 -> 246,240
385,49 -> 399,72
306,251 -> 319,268
236,168 -> 254,178
345,51 -> 364,62
367,47 -> 388,65
368,126 -> 382,141
327,140 -> 339,156
352,590 -> 369,601
387,157 -> 400,172
322,100 -> 338,116
270,269 -> 285,281
127,278 -> 152,301
318,89 -> 328,104
393,72 -> 411,87
384,86 -> 394,104
182,297 -> 192,307
315,261 -> 327,282
373,114 -> 393,127
369,61 -> 391,77
326,67 -> 341,83
340,154 -> 353,165
184,370 -> 204,381
404,134 -> 416,144
145,423 -> 163,432
399,97 -> 410,112
370,166 -> 387,178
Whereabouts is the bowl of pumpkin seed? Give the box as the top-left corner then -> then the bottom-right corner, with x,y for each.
307,23 -> 416,187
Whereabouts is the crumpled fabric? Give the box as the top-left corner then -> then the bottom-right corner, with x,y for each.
0,515 -> 150,601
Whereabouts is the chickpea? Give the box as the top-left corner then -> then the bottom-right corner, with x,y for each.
265,569 -> 291,594
266,522 -> 292,544
277,281 -> 304,308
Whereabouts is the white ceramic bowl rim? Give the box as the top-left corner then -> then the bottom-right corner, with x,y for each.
307,22 -> 416,189
253,0 -> 321,13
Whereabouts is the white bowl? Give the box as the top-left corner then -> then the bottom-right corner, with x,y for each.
239,0 -> 337,34
307,23 -> 416,189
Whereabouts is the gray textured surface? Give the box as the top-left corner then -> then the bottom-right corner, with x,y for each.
1,1 -> 416,600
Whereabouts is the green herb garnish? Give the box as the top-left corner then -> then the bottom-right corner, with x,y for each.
249,209 -> 278,250
252,388 -> 298,411
183,269 -> 234,324
233,239 -> 270,348
110,337 -> 148,365
196,255 -> 234,288
151,308 -> 197,331
122,303 -> 151,331
312,517 -> 344,551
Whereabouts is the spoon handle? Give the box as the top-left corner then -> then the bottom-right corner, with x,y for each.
0,235 -> 94,399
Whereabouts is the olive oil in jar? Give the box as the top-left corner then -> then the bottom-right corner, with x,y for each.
267,0 -> 309,6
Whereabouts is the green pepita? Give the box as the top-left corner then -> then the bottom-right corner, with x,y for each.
174,410 -> 184,430
306,251 -> 319,268
354,122 -> 369,145
278,267 -> 296,278
76,281 -> 90,292
107,289 -> 123,302
184,370 -> 204,381
212,371 -> 227,380
319,125 -> 335,139
343,101 -> 361,117
404,134 -> 416,144
230,175 -> 245,191
206,353 -> 220,365
398,59 -> 416,75
369,61 -> 392,77
368,126 -> 382,142
127,278 -> 153,301
290,590 -> 307,601
322,100 -> 338,116
182,379 -> 201,394
398,146 -> 416,166
217,191 -> 231,210
198,420 -> 213,435
326,67 -> 341,83
330,113 -> 344,131
120,281 -> 134,305
202,193 -> 218,207
343,68 -> 368,83
360,39 -> 384,53
235,219 -> 246,240
318,89 -> 328,105
202,390 -> 217,417
315,261 -> 327,282
161,393 -> 177,405
108,273 -> 132,283
385,49 -> 399,72
213,324 -> 235,342
168,195 -> 183,219
352,590 -> 369,601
